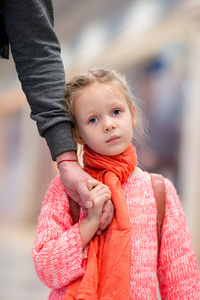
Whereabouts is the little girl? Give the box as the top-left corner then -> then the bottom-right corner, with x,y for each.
32,69 -> 200,299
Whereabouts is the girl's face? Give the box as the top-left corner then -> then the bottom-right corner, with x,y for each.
73,83 -> 136,156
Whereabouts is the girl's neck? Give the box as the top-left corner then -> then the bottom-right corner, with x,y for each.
129,167 -> 143,178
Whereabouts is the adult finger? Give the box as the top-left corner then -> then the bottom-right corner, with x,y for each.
76,181 -> 93,208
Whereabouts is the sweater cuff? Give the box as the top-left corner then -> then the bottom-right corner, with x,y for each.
43,122 -> 76,160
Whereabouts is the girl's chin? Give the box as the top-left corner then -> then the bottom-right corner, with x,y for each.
95,147 -> 127,156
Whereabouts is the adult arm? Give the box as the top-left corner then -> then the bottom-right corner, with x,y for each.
2,0 -> 75,159
2,0 -> 94,208
2,0 -> 115,225
157,179 -> 200,298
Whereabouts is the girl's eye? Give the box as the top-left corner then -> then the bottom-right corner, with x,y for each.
113,109 -> 121,115
89,117 -> 98,124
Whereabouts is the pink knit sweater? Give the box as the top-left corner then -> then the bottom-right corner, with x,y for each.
32,172 -> 200,299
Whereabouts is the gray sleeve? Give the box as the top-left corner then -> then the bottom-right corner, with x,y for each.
2,0 -> 76,160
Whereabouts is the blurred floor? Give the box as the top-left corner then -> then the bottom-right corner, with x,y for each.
0,223 -> 49,300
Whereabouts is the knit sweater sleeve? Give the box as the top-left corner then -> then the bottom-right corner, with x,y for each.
32,175 -> 86,289
157,178 -> 200,299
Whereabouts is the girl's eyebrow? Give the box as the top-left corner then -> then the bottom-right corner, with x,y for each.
85,108 -> 97,115
84,109 -> 98,120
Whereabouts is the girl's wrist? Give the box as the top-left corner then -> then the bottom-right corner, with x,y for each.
86,214 -> 100,229
80,216 -> 100,249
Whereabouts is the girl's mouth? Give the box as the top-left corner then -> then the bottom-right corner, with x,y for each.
106,135 -> 120,143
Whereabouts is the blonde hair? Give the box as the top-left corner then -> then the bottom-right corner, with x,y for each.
65,68 -> 147,147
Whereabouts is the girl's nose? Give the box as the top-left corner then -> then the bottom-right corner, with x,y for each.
103,117 -> 116,132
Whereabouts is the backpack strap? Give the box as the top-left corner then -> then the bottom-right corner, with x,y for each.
150,173 -> 166,257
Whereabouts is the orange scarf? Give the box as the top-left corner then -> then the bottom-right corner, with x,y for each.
64,143 -> 138,300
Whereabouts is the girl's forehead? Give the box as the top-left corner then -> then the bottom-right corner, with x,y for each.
73,82 -> 133,117
81,82 -> 125,99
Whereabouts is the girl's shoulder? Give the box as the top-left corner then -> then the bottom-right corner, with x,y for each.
48,174 -> 66,193
43,175 -> 69,207
129,167 -> 144,179
129,168 -> 176,189
126,169 -> 151,186
126,169 -> 177,200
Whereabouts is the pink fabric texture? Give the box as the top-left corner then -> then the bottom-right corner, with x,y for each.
32,172 -> 200,299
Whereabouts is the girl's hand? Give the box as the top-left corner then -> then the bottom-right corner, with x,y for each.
96,199 -> 114,235
87,180 -> 114,235
80,181 -> 112,249
87,183 -> 111,224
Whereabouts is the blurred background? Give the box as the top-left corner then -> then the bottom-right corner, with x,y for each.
0,0 -> 200,299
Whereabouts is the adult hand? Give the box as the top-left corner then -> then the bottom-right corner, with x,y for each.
57,151 -> 115,230
57,151 -> 96,209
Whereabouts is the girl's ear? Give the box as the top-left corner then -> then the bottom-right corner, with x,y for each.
73,128 -> 85,145
131,104 -> 137,128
